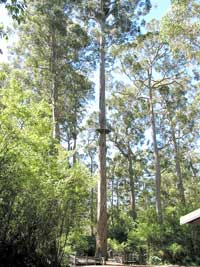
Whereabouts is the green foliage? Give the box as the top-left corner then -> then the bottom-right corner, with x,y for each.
0,70 -> 93,266
167,243 -> 184,261
80,0 -> 151,43
15,0 -> 94,148
107,238 -> 126,253
161,0 -> 200,62
109,210 -> 135,243
1,0 -> 200,266
149,255 -> 162,265
0,0 -> 26,23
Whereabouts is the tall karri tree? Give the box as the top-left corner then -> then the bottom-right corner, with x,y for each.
14,0 -> 93,151
77,0 -> 151,257
112,21 -> 188,223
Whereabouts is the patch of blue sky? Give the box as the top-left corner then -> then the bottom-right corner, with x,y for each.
0,6 -> 21,65
146,0 -> 171,21
0,6 -> 13,62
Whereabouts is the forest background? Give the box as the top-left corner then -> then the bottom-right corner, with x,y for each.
0,0 -> 200,266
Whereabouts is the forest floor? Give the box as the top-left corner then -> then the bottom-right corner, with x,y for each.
81,265 -> 198,267
81,266 -> 198,267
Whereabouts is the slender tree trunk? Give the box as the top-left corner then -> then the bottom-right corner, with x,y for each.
149,87 -> 163,224
72,125 -> 77,164
96,2 -> 107,257
111,177 -> 114,226
171,125 -> 186,204
90,156 -> 94,236
91,187 -> 94,236
51,25 -> 60,140
128,146 -> 137,220
116,180 -> 119,211
72,106 -> 78,164
166,102 -> 186,205
72,132 -> 77,164
189,161 -> 197,177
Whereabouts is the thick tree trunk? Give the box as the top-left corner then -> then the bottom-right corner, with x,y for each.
149,87 -> 163,224
128,147 -> 137,220
171,126 -> 185,204
51,26 -> 60,140
96,4 -> 107,258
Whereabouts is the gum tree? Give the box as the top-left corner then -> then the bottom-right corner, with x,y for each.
78,0 -> 151,257
113,21 -> 187,223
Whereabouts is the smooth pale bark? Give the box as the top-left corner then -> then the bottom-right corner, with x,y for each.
166,102 -> 186,205
72,106 -> 78,164
128,147 -> 137,220
91,187 -> 94,236
171,125 -> 186,204
113,140 -> 137,219
90,155 -> 94,236
111,178 -> 114,225
96,3 -> 107,257
116,181 -> 119,211
72,128 -> 77,164
51,25 -> 60,140
149,86 -> 163,224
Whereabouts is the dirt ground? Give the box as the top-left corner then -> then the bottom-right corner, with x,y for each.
82,262 -> 200,267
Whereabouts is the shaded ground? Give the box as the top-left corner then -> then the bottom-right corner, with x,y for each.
81,264 -> 200,267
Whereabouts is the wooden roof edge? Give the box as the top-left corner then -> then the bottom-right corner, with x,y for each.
180,208 -> 200,225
